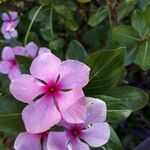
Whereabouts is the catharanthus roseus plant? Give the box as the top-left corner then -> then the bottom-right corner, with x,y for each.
0,0 -> 149,149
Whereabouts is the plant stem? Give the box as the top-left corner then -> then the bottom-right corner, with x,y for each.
24,5 -> 43,46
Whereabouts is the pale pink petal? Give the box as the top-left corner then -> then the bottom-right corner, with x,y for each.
10,74 -> 43,103
81,123 -> 110,147
57,88 -> 87,124
14,132 -> 41,150
22,96 -> 61,133
38,48 -> 51,55
1,23 -> 7,33
85,97 -> 107,124
58,60 -> 90,89
47,132 -> 68,150
9,11 -> 18,20
2,13 -> 9,21
0,60 -> 12,74
26,42 -> 38,58
3,32 -> 11,40
8,65 -> 21,80
13,46 -> 26,56
70,138 -> 89,150
30,53 -> 61,82
2,47 -> 15,60
10,29 -> 18,38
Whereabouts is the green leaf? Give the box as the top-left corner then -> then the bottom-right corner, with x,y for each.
84,47 -> 125,95
29,7 -> 48,22
105,126 -> 123,150
113,25 -> 139,48
82,25 -> 104,50
66,40 -> 88,62
88,8 -> 108,27
97,95 -> 131,122
0,95 -> 25,134
0,75 -> 10,94
135,41 -> 150,70
137,0 -> 150,11
54,5 -> 79,31
16,56 -> 33,73
106,86 -> 149,111
131,9 -> 150,37
117,0 -> 136,22
77,0 -> 91,3
144,4 -> 150,27
49,38 -> 64,51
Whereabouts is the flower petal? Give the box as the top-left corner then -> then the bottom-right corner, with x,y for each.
30,53 -> 61,82
9,11 -> 18,20
3,32 -> 12,40
10,30 -> 18,38
22,96 -> 61,133
2,46 -> 15,60
26,42 -> 38,58
70,138 -> 89,150
10,74 -> 43,103
0,60 -> 12,74
81,122 -> 110,147
13,46 -> 26,56
47,132 -> 68,150
8,65 -> 21,80
57,88 -> 87,124
58,60 -> 90,89
2,13 -> 9,21
38,48 -> 51,55
85,97 -> 107,124
14,132 -> 41,150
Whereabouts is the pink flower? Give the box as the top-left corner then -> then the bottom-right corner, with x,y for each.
1,11 -> 19,39
14,132 -> 48,150
47,97 -> 110,150
0,47 -> 21,80
13,42 -> 50,58
10,53 -> 90,133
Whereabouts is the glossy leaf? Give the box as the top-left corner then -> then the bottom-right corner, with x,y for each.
29,7 -> 48,22
144,4 -> 150,27
105,126 -> 123,150
66,40 -> 88,62
113,25 -> 140,48
84,47 -> 125,95
106,86 -> 149,111
54,5 -> 79,31
0,95 -> 25,134
135,41 -> 150,70
131,10 -> 150,37
97,95 -> 131,122
88,8 -> 108,27
117,0 -> 136,22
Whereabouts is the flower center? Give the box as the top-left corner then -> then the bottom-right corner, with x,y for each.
70,127 -> 82,138
11,59 -> 17,65
48,86 -> 56,94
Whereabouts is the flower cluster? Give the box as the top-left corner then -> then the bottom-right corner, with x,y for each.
0,44 -> 110,149
1,11 -> 19,39
0,42 -> 50,80
6,49 -> 110,150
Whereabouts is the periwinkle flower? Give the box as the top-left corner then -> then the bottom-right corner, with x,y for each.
1,11 -> 19,39
0,47 -> 21,80
14,132 -> 48,150
10,52 -> 90,133
13,42 -> 50,58
47,97 -> 110,150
